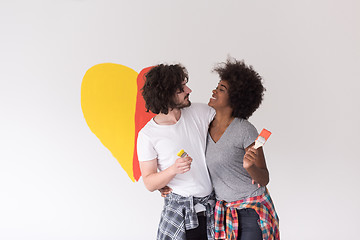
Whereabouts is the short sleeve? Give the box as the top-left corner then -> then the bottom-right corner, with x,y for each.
242,121 -> 259,149
190,103 -> 216,125
137,131 -> 157,161
207,106 -> 216,125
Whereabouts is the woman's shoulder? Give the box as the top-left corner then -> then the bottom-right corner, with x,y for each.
233,118 -> 256,130
232,118 -> 258,147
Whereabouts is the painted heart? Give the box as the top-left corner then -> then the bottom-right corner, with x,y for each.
81,63 -> 155,182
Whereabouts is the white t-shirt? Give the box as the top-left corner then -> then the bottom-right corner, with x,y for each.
137,103 -> 215,198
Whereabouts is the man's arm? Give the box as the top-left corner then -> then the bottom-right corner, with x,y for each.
139,156 -> 192,192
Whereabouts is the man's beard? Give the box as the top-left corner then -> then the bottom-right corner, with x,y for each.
174,94 -> 191,109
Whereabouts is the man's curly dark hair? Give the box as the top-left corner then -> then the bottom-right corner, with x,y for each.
142,64 -> 188,114
213,58 -> 265,119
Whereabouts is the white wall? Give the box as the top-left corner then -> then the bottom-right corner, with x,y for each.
1,0 -> 359,239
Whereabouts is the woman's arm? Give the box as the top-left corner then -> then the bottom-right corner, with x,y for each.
243,143 -> 269,186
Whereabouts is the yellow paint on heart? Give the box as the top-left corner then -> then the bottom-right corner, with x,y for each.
81,63 -> 138,181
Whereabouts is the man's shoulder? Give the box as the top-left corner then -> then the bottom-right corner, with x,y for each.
182,103 -> 215,126
185,103 -> 214,115
189,102 -> 210,109
138,118 -> 156,136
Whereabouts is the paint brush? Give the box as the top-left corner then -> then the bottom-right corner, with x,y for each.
177,149 -> 188,158
254,129 -> 272,149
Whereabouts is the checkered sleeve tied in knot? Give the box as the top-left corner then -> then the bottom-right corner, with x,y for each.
214,188 -> 280,240
157,192 -> 216,240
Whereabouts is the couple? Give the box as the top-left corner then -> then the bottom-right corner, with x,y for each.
137,58 -> 279,240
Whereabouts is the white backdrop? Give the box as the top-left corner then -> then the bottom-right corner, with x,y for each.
1,0 -> 359,239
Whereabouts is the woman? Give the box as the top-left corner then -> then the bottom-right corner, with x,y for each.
206,58 -> 279,240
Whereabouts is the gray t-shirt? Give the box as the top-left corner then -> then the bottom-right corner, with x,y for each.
206,118 -> 265,202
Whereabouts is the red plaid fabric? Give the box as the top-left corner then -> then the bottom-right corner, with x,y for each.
214,188 -> 279,240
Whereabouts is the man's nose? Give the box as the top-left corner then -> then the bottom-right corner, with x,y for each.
184,85 -> 192,94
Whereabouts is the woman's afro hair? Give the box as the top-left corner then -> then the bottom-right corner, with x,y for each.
213,57 -> 265,119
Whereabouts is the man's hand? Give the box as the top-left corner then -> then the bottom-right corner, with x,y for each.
172,156 -> 192,174
159,186 -> 173,197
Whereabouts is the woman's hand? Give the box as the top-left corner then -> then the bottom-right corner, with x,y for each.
252,179 -> 261,188
159,186 -> 173,197
243,147 -> 258,170
242,144 -> 269,186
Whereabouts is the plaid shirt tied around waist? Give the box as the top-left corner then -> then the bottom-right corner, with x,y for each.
157,192 -> 216,240
214,188 -> 279,240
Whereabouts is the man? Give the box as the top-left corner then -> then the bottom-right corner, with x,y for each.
137,64 -> 215,240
